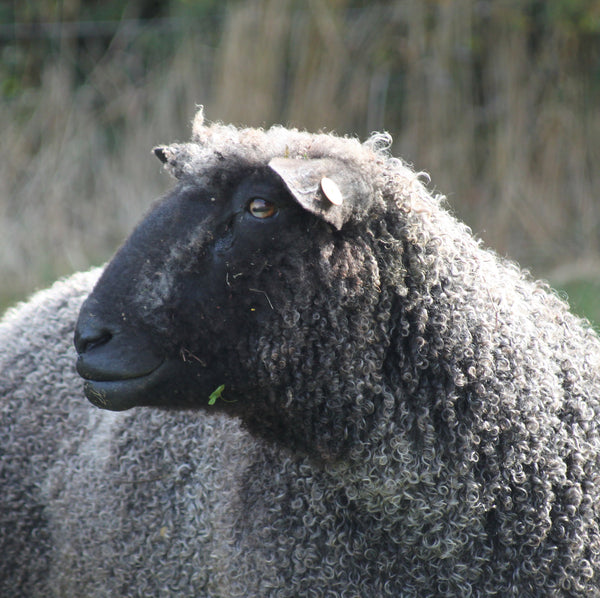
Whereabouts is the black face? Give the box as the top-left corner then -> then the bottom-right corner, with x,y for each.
75,166 -> 325,412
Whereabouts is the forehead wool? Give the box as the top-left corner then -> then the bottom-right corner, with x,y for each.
153,108 -> 438,217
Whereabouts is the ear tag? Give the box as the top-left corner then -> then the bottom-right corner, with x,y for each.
320,177 -> 344,206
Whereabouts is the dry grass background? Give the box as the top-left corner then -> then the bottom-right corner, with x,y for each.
1,0 -> 600,318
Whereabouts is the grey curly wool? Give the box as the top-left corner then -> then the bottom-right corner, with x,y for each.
3,111 -> 600,596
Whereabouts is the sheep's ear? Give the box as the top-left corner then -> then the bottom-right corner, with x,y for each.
268,157 -> 371,230
152,144 -> 190,180
154,147 -> 168,164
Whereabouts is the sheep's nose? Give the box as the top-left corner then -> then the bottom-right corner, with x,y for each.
74,307 -> 165,386
74,320 -> 113,355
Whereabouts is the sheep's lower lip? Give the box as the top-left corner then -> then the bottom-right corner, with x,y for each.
81,362 -> 169,411
78,356 -> 221,412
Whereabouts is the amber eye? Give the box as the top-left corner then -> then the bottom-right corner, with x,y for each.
248,198 -> 278,219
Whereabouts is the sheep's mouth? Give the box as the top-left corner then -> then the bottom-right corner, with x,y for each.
76,355 -> 218,412
80,364 -> 168,411
77,356 -> 172,411
74,316 -> 222,412
74,327 -> 193,410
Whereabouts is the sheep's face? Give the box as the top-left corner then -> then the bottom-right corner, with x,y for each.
75,152 -> 386,456
76,165 -> 311,410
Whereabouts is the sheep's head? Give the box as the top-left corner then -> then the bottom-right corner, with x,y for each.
74,123 -> 395,458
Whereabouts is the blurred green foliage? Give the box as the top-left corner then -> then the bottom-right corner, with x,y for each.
558,280 -> 600,327
2,0 -> 600,101
0,0 -> 228,100
545,0 -> 600,35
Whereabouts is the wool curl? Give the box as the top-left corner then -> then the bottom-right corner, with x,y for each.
3,112 -> 600,596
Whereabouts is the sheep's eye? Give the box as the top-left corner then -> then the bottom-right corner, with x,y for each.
248,198 -> 278,219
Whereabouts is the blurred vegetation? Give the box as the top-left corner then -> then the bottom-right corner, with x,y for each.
1,0 -> 600,323
559,279 -> 600,326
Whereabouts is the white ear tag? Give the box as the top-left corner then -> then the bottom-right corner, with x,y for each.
320,177 -> 344,206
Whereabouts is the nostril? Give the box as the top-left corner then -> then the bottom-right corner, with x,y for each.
85,331 -> 112,353
74,325 -> 113,355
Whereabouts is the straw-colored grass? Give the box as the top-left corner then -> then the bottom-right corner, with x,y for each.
1,1 -> 599,315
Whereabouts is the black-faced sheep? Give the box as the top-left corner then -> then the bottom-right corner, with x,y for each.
3,109 -> 600,596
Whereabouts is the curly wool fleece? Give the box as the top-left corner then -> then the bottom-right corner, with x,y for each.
0,270 -> 249,597
3,112 -> 600,597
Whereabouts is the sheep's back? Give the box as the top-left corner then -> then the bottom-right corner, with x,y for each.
0,269 -> 102,596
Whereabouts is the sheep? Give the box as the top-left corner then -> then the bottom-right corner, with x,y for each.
4,108 -> 600,596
